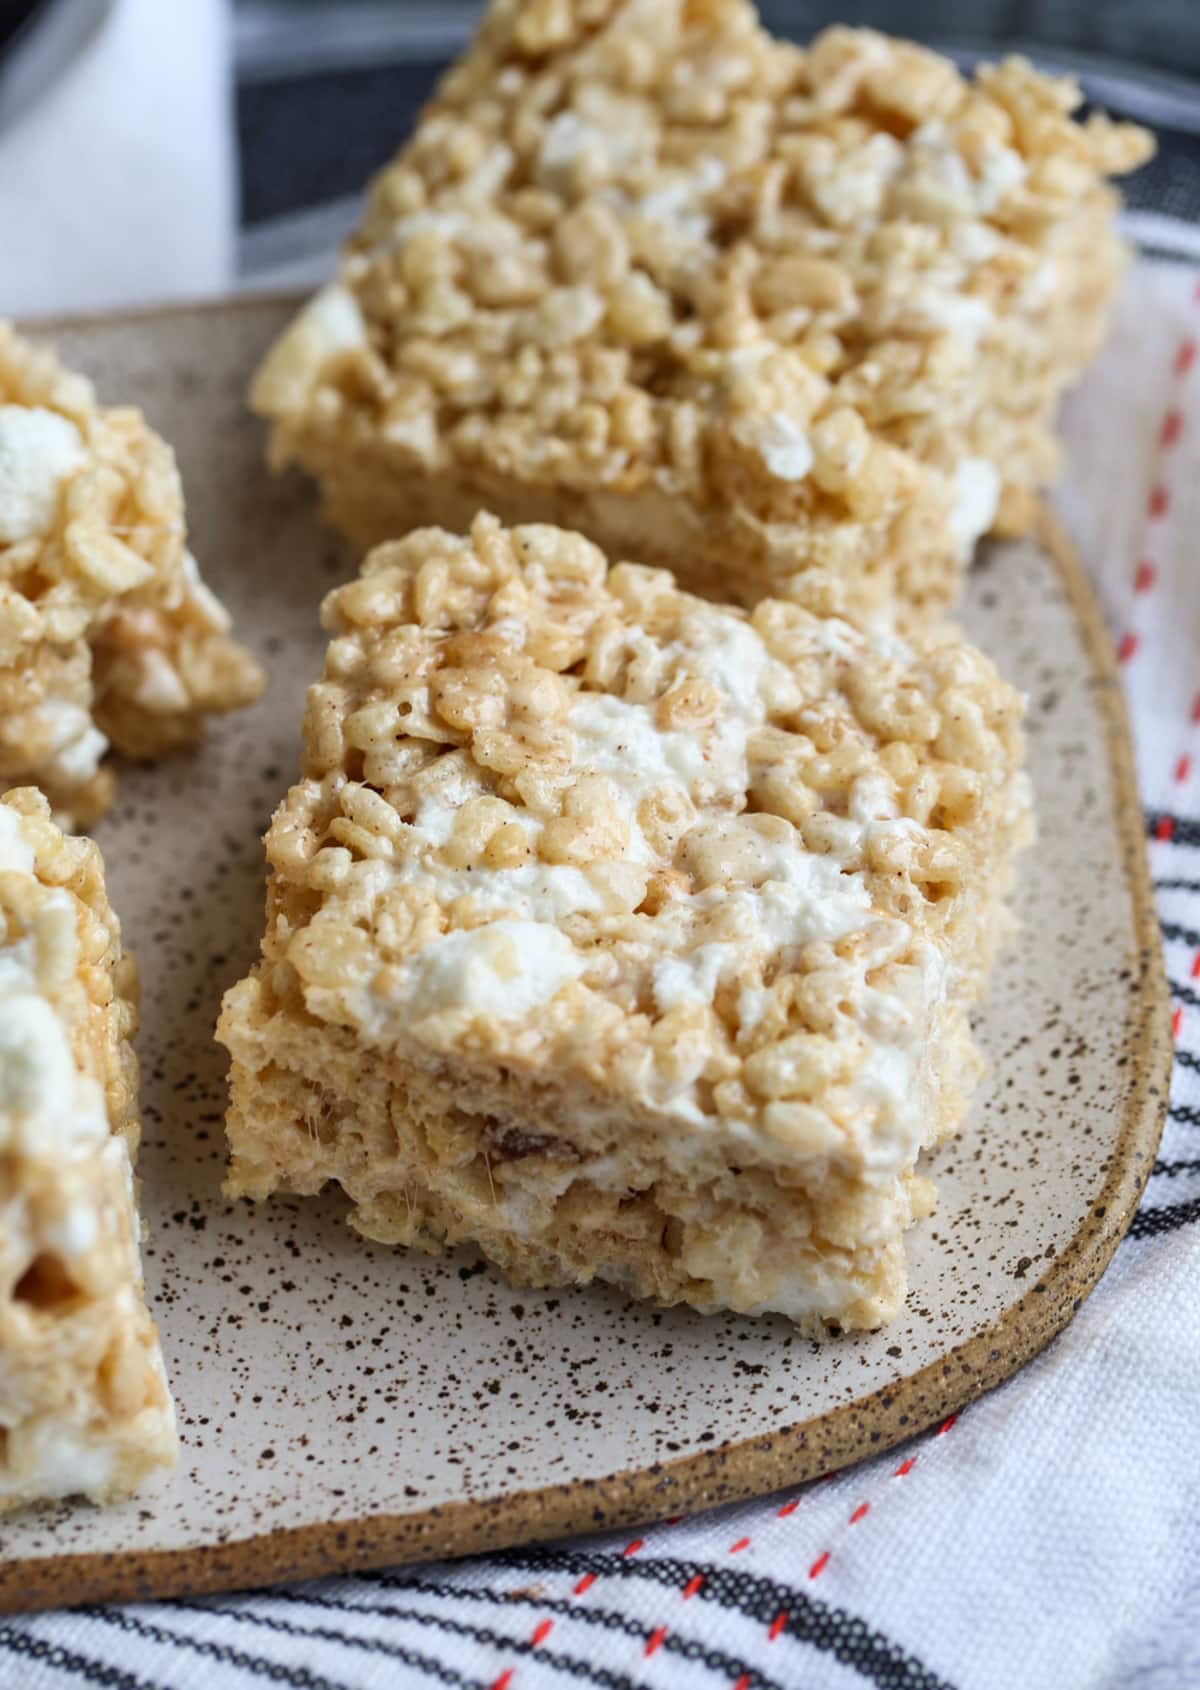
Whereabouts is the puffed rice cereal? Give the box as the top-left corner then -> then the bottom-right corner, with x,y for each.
250,2 -> 1151,620
218,513 -> 1031,1333
0,788 -> 176,1512
0,322 -> 265,828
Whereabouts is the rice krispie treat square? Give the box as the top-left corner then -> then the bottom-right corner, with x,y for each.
250,2 -> 1149,620
0,322 -> 265,828
0,788 -> 176,1512
218,513 -> 1030,1332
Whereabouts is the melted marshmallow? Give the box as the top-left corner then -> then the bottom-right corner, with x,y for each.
395,920 -> 584,1020
951,458 -> 1000,557
345,600 -> 940,1160
34,701 -> 108,785
0,406 -> 85,544
735,412 -> 814,482
0,805 -> 34,874
0,1412 -> 118,1504
538,110 -> 638,186
251,283 -> 367,412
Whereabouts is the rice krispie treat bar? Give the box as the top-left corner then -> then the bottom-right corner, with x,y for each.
0,788 -> 176,1512
218,514 -> 1030,1332
251,2 -> 1149,620
0,322 -> 264,828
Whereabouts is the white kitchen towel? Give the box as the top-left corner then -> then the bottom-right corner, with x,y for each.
0,248 -> 1196,1690
0,0 -> 233,317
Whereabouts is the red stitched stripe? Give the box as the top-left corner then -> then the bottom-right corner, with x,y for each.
777,1498 -> 800,1517
491,1673 -> 514,1690
644,1626 -> 668,1658
895,1457 -> 917,1476
573,1574 -> 594,1597
849,1503 -> 870,1524
1173,1006 -> 1184,1040
729,1537 -> 751,1554
768,1612 -> 788,1641
1118,631 -> 1138,663
809,1551 -> 830,1580
622,1538 -> 644,1558
936,1414 -> 958,1436
1142,333 -> 1197,836
682,1574 -> 705,1600
1159,815 -> 1177,842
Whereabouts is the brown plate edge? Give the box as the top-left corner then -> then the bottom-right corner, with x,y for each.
14,289 -> 311,335
0,458 -> 1170,1610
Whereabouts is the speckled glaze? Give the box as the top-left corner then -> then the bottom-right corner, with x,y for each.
0,299 -> 1170,1612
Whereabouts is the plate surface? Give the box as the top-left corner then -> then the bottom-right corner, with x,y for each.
0,298 -> 1170,1610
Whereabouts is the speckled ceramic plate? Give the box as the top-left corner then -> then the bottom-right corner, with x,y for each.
0,298 -> 1170,1612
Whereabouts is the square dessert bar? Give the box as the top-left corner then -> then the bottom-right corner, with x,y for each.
251,2 -> 1149,620
219,514 -> 1030,1332
0,322 -> 264,829
0,789 -> 176,1511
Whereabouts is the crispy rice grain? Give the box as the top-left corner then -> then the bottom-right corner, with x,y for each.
0,323 -> 264,827
218,514 -> 1031,1331
0,789 -> 176,1511
251,6 -> 1150,618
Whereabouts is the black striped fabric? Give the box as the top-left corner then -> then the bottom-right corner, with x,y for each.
1136,809 -> 1200,1244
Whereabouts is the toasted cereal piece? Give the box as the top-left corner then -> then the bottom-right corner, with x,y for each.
250,4 -> 1150,620
217,513 -> 1031,1333
0,322 -> 264,828
0,788 -> 176,1512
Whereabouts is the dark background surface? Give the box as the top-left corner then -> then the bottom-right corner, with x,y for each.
756,1 -> 1196,66
0,0 -> 47,50
237,0 -> 1200,75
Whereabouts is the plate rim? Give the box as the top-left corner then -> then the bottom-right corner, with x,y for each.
0,300 -> 1172,1610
